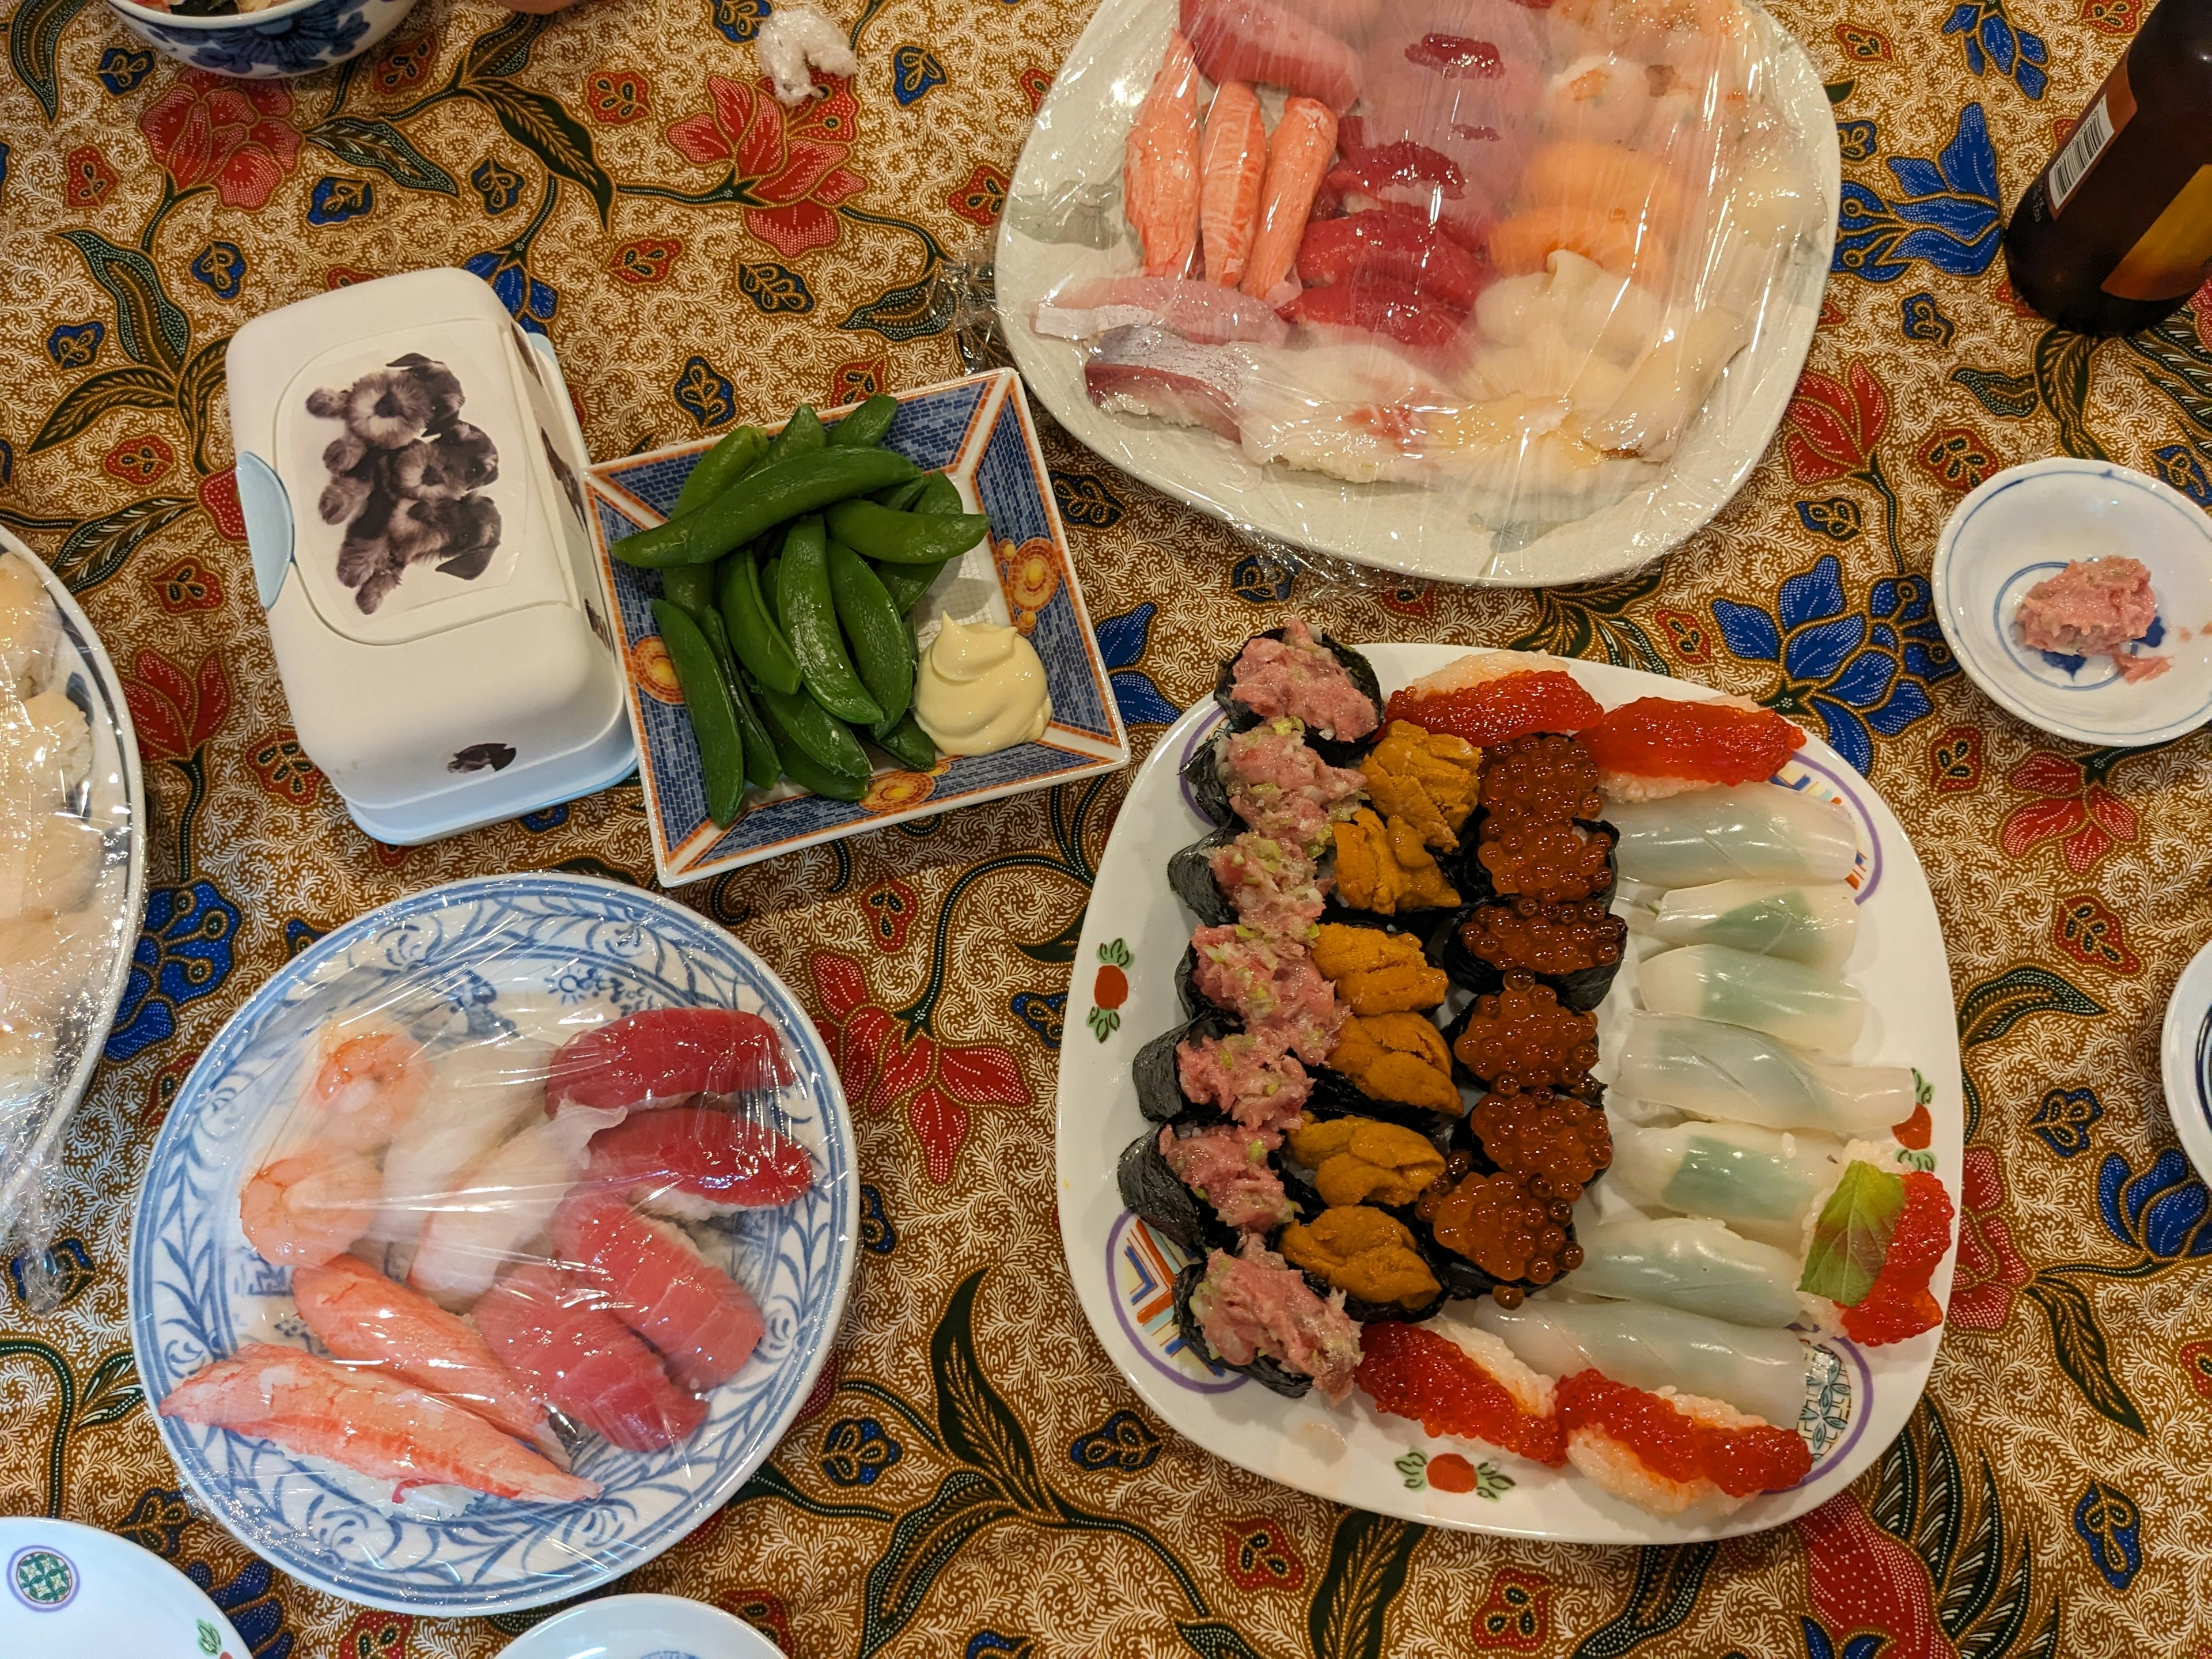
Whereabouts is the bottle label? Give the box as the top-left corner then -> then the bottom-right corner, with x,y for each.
2103,166 -> 2212,302
2048,58 -> 2136,215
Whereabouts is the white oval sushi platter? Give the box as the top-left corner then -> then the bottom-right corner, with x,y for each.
128,873 -> 856,1615
1054,645 -> 1962,1544
995,0 -> 1840,588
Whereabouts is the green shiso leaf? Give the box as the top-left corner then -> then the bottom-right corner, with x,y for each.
1798,1160 -> 1905,1305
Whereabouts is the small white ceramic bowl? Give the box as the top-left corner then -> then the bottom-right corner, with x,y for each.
106,0 -> 419,78
499,1594 -> 782,1658
1932,457 -> 2212,747
2161,938 -> 2212,1192
0,1517 -> 246,1652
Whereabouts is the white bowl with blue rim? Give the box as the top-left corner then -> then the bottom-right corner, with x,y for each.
2159,938 -> 2212,1192
585,369 -> 1130,887
0,1517 -> 247,1653
128,873 -> 856,1617
1932,457 -> 2212,747
105,0 -> 419,77
499,1593 -> 782,1658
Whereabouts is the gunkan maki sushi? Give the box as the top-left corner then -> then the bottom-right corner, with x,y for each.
1433,897 -> 1626,1012
1279,1205 -> 1446,1324
1404,1148 -> 1584,1306
1215,620 -> 1384,768
1172,1241 -> 1363,1402
1441,974 -> 1601,1099
1118,1120 -> 1295,1252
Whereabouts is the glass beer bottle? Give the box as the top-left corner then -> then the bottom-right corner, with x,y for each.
2001,0 -> 2212,336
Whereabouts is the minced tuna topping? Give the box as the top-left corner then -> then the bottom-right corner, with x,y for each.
1230,619 -> 1380,741
1161,1124 -> 1295,1233
1177,1031 -> 1313,1133
1224,721 -> 1366,850
2014,556 -> 2168,681
1211,834 -> 1328,938
1190,1236 -> 1363,1403
1191,925 -> 1346,1063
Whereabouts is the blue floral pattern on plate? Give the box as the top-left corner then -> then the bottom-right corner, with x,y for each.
107,0 -> 418,79
129,874 -> 856,1616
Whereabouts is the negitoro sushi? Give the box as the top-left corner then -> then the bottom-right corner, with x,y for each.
1127,626 -> 1959,1518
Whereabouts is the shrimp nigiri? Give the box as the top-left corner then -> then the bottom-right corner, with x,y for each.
1241,97 -> 1340,302
161,1342 -> 598,1504
475,1262 -> 708,1453
291,1253 -> 564,1462
239,1146 -> 382,1268
1124,31 -> 1204,279
588,1104 -> 814,1220
1199,81 -> 1267,288
553,1191 -> 764,1392
301,1025 -> 430,1154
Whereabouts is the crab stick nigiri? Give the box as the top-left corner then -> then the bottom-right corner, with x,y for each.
588,1103 -> 813,1220
1125,31 -> 1204,279
1199,81 -> 1267,287
1241,97 -> 1340,301
547,1007 -> 791,1113
475,1262 -> 707,1453
553,1191 -> 766,1392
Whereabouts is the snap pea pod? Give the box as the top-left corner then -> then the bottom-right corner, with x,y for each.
870,711 -> 938,772
672,425 -> 767,518
775,517 -> 881,724
825,498 -> 993,565
716,546 -> 802,694
755,693 -> 870,802
660,560 -> 719,624
873,557 -> 949,617
911,471 -> 967,517
611,448 -> 920,568
763,404 -> 824,464
755,677 -> 872,786
766,556 -> 785,631
826,537 -> 913,726
652,600 -> 747,827
872,478 -> 928,512
828,393 -> 899,448
700,607 -> 782,789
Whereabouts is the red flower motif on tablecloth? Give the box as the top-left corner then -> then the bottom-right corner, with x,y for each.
948,162 -> 1009,227
1914,424 -> 1997,493
198,466 -> 248,541
1949,1144 -> 2029,1332
664,74 -> 866,259
104,432 -> 176,486
326,266 -> 377,289
794,1350 -> 841,1424
149,557 -> 224,615
1990,275 -> 2041,319
250,726 -> 323,806
1817,296 -> 1845,329
608,236 -> 682,284
810,949 -> 1032,1182
1377,582 -> 1434,619
1222,1517 -> 1305,1592
2054,892 -> 2139,974
831,354 -> 889,403
1929,724 -> 1980,792
1470,1567 -> 1554,1650
1784,360 -> 1889,486
586,66 -> 653,124
146,1047 -> 200,1124
335,1607 -> 412,1658
1655,607 -> 1709,662
1800,1494 -> 1947,1659
1999,751 -> 2137,873
862,874 -> 916,953
1832,21 -> 1893,59
1018,63 -> 1053,112
139,71 -> 301,212
2180,1339 -> 2212,1400
125,646 -> 230,763
721,1589 -> 791,1650
65,145 -> 119,207
371,34 -> 434,93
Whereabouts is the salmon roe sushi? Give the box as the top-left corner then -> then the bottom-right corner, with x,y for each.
1840,1171 -> 1956,1345
1416,1153 -> 1581,1290
1355,1323 -> 1567,1467
1556,1371 -> 1813,1497
1461,897 -> 1626,976
1469,1089 -> 1613,1202
1452,974 -> 1599,1095
1386,672 -> 1603,748
1581,698 -> 1805,789
1478,734 -> 1603,823
1476,817 -> 1616,903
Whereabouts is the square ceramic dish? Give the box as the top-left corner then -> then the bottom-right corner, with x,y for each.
584,370 -> 1129,884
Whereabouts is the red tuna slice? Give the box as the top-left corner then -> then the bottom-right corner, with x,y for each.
1298,213 -> 1490,312
553,1190 -> 766,1392
547,1007 -> 793,1113
1179,0 -> 1363,112
1324,161 -> 1499,255
475,1261 -> 707,1453
1328,141 -> 1467,200
1085,324 -> 1250,441
1290,279 -> 1470,367
589,1103 -> 815,1217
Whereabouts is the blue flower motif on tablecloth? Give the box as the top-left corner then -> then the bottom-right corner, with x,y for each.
892,44 -> 945,105
858,1182 -> 896,1252
820,1416 -> 902,1486
471,155 -> 525,217
1795,498 -> 1862,543
1009,989 -> 1064,1049
2073,1480 -> 2141,1590
1230,552 -> 1296,604
1068,1408 -> 1161,1474
1094,601 -> 1180,727
183,1555 -> 293,1658
1834,103 -> 2000,283
967,1633 -> 1035,1659
2153,444 -> 2212,507
464,249 -> 557,335
2030,1085 -> 2103,1158
1901,291 -> 1955,347
282,918 -> 323,959
108,881 -> 238,1062
2097,1148 -> 2212,1260
1801,1620 -> 1885,1659
710,0 -> 771,44
1944,0 -> 2048,99
306,176 -> 374,227
190,241 -> 245,301
0,441 -> 12,487
0,139 -> 9,198
1709,558 -> 1952,774
1835,119 -> 1877,164
1050,468 -> 1124,529
97,46 -> 156,94
520,804 -> 570,832
673,354 -> 736,427
46,321 -> 103,371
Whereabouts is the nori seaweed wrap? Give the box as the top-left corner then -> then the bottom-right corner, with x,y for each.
1293,1259 -> 1446,1326
1214,626 -> 1385,769
1117,1127 -> 1241,1255
1452,814 -> 1619,910
1133,1012 -> 1237,1126
1168,828 -> 1240,929
1430,899 -> 1625,1013
1180,726 -> 1236,830
1171,1257 -> 1316,1400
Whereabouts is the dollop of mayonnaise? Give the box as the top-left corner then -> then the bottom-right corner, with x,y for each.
913,614 -> 1052,756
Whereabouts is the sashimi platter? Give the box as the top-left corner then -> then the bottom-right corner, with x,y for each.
998,0 -> 1839,584
1056,625 -> 1961,1541
130,875 -> 855,1613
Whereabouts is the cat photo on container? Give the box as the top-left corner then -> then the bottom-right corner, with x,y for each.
306,353 -> 503,615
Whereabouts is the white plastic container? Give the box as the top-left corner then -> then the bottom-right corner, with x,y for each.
225,268 -> 634,843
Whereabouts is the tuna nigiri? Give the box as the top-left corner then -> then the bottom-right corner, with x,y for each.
475,1262 -> 707,1453
587,1103 -> 814,1219
554,1190 -> 765,1391
546,1007 -> 791,1113
1124,31 -> 1204,279
1297,211 -> 1488,312
1199,81 -> 1267,287
1241,97 -> 1341,302
291,1253 -> 563,1461
1180,0 -> 1363,112
161,1342 -> 598,1504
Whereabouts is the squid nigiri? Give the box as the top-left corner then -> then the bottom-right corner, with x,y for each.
1607,1116 -> 1851,1240
1570,1214 -> 1803,1327
372,1037 -> 551,1266
1608,784 -> 1858,888
546,1007 -> 791,1113
474,1262 -> 707,1453
588,1103 -> 814,1220
1631,878 -> 1858,969
552,1190 -> 765,1391
1469,1295 -> 1808,1428
1637,943 -> 1866,1056
1612,1012 -> 1910,1139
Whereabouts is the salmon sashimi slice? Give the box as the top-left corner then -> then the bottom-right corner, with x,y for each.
547,1007 -> 792,1113
290,1253 -> 564,1463
160,1341 -> 599,1504
1032,276 -> 1290,345
1124,31 -> 1203,279
1180,0 -> 1363,112
475,1262 -> 707,1453
587,1103 -> 814,1219
1199,81 -> 1267,288
554,1191 -> 766,1392
1298,212 -> 1490,311
1241,97 -> 1342,301
1085,324 -> 1253,439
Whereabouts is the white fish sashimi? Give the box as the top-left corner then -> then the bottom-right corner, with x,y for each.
1035,276 -> 1291,346
1470,1296 -> 1808,1428
1609,783 -> 1859,888
372,1037 -> 554,1266
1613,1012 -> 1909,1138
1638,942 -> 1865,1055
0,556 -> 56,696
406,1101 -> 624,1310
1639,879 -> 1859,969
1571,1214 -> 1804,1327
1608,1115 -> 1851,1241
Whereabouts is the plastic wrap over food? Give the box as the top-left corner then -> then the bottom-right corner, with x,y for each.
997,0 -> 1839,585
0,541 -> 141,1304
141,936 -> 850,1603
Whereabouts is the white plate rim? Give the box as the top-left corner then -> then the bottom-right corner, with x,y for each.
2158,937 -> 2212,1192
497,1592 -> 782,1659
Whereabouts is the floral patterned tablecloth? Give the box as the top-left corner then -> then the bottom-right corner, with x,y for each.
3,0 -> 2211,1652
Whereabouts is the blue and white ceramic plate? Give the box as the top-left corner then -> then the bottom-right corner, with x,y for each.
499,1593 -> 782,1659
1055,646 -> 1963,1544
104,0 -> 419,78
0,1518 -> 245,1654
129,874 -> 855,1616
584,370 -> 1130,887
2158,937 -> 2212,1195
1933,458 -> 2212,747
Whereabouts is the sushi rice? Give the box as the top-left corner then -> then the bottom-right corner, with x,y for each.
1564,1387 -> 1777,1517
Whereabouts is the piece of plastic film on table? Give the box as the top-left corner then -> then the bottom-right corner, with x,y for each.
983,0 -> 1839,588
161,944 -> 829,1573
